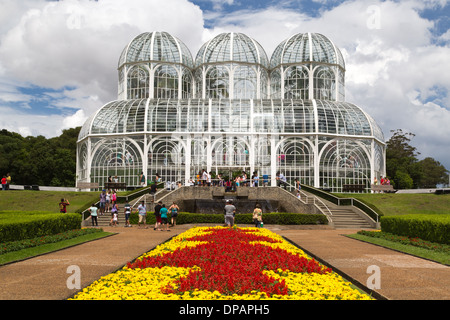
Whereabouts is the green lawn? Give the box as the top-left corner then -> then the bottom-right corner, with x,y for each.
347,233 -> 450,265
0,230 -> 114,265
0,190 -> 98,213
334,193 -> 450,216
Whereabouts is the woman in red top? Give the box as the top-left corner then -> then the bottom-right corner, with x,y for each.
1,176 -> 7,191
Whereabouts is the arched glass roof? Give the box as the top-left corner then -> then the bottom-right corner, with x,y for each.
195,32 -> 269,69
270,33 -> 345,70
118,32 -> 194,69
78,99 -> 384,142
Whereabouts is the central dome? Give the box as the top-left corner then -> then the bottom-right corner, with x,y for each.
195,32 -> 269,69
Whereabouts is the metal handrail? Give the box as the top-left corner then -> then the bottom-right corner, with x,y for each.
283,182 -> 333,223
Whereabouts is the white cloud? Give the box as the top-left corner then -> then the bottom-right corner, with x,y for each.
0,0 -> 204,98
0,0 -> 449,170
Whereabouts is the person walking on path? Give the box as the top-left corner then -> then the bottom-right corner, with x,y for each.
137,201 -> 147,229
154,201 -> 162,231
124,202 -> 132,227
168,202 -> 179,227
59,198 -> 70,213
224,200 -> 236,227
89,204 -> 98,227
252,203 -> 263,228
159,204 -> 170,231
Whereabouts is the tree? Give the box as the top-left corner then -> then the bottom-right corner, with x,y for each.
386,129 -> 449,189
0,127 -> 81,187
417,157 -> 449,188
386,129 -> 420,189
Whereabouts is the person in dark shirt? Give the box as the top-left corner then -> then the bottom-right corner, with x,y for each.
154,201 -> 162,231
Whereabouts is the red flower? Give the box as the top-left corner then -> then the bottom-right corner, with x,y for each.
128,228 -> 331,297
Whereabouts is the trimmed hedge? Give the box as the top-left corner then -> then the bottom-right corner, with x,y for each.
0,211 -> 81,243
130,212 -> 328,226
380,214 -> 450,245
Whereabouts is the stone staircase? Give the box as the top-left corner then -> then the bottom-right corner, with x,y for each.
298,189 -> 375,229
85,188 -> 174,227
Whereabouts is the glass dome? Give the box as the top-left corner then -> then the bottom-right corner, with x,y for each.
270,33 -> 345,70
195,32 -> 269,69
118,31 -> 194,69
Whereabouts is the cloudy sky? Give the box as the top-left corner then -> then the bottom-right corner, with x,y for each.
0,0 -> 449,170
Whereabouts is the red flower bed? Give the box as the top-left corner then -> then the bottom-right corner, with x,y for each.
127,228 -> 331,297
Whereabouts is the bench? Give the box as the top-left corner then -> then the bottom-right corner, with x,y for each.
343,184 -> 365,193
76,182 -> 100,190
104,182 -> 127,190
371,184 -> 396,193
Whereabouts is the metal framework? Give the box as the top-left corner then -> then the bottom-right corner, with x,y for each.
77,31 -> 386,192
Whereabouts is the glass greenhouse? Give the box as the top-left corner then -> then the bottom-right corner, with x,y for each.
77,31 -> 386,192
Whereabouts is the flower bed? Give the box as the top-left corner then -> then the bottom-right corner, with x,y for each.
357,230 -> 450,253
71,227 -> 372,300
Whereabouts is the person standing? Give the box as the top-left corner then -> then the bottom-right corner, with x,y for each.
137,201 -> 147,229
168,202 -> 179,227
6,173 -> 11,190
252,203 -> 263,228
110,204 -> 118,226
124,202 -> 132,227
59,198 -> 70,213
1,175 -> 6,191
99,190 -> 106,215
159,204 -> 170,231
111,204 -> 119,227
105,190 -> 111,213
154,201 -> 162,231
224,200 -> 236,227
139,172 -> 146,187
89,204 -> 98,227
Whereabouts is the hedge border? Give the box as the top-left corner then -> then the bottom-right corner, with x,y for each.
380,215 -> 450,245
129,212 -> 328,226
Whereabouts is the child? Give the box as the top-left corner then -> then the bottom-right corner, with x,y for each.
112,210 -> 118,227
110,204 -> 118,226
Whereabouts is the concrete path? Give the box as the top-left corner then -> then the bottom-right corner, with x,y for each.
0,224 -> 448,300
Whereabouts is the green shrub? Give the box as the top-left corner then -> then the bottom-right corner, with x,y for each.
0,211 -> 81,242
129,212 -> 328,226
380,214 -> 450,245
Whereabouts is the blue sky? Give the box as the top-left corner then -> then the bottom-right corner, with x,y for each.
0,0 -> 449,171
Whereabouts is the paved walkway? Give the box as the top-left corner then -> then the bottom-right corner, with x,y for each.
0,224 -> 448,300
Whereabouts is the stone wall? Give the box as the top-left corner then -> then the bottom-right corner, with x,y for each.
155,186 -> 320,214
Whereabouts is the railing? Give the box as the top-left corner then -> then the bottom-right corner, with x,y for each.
299,184 -> 380,223
282,182 -> 333,224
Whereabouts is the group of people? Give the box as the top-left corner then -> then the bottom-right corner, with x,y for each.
88,199 -> 134,228
1,173 -> 11,190
137,200 -> 180,231
189,170 -> 270,191
223,200 -> 263,228
98,189 -> 118,215
374,176 -> 391,186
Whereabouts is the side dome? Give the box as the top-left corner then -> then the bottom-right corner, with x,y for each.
118,31 -> 194,69
195,32 -> 269,69
270,33 -> 345,70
